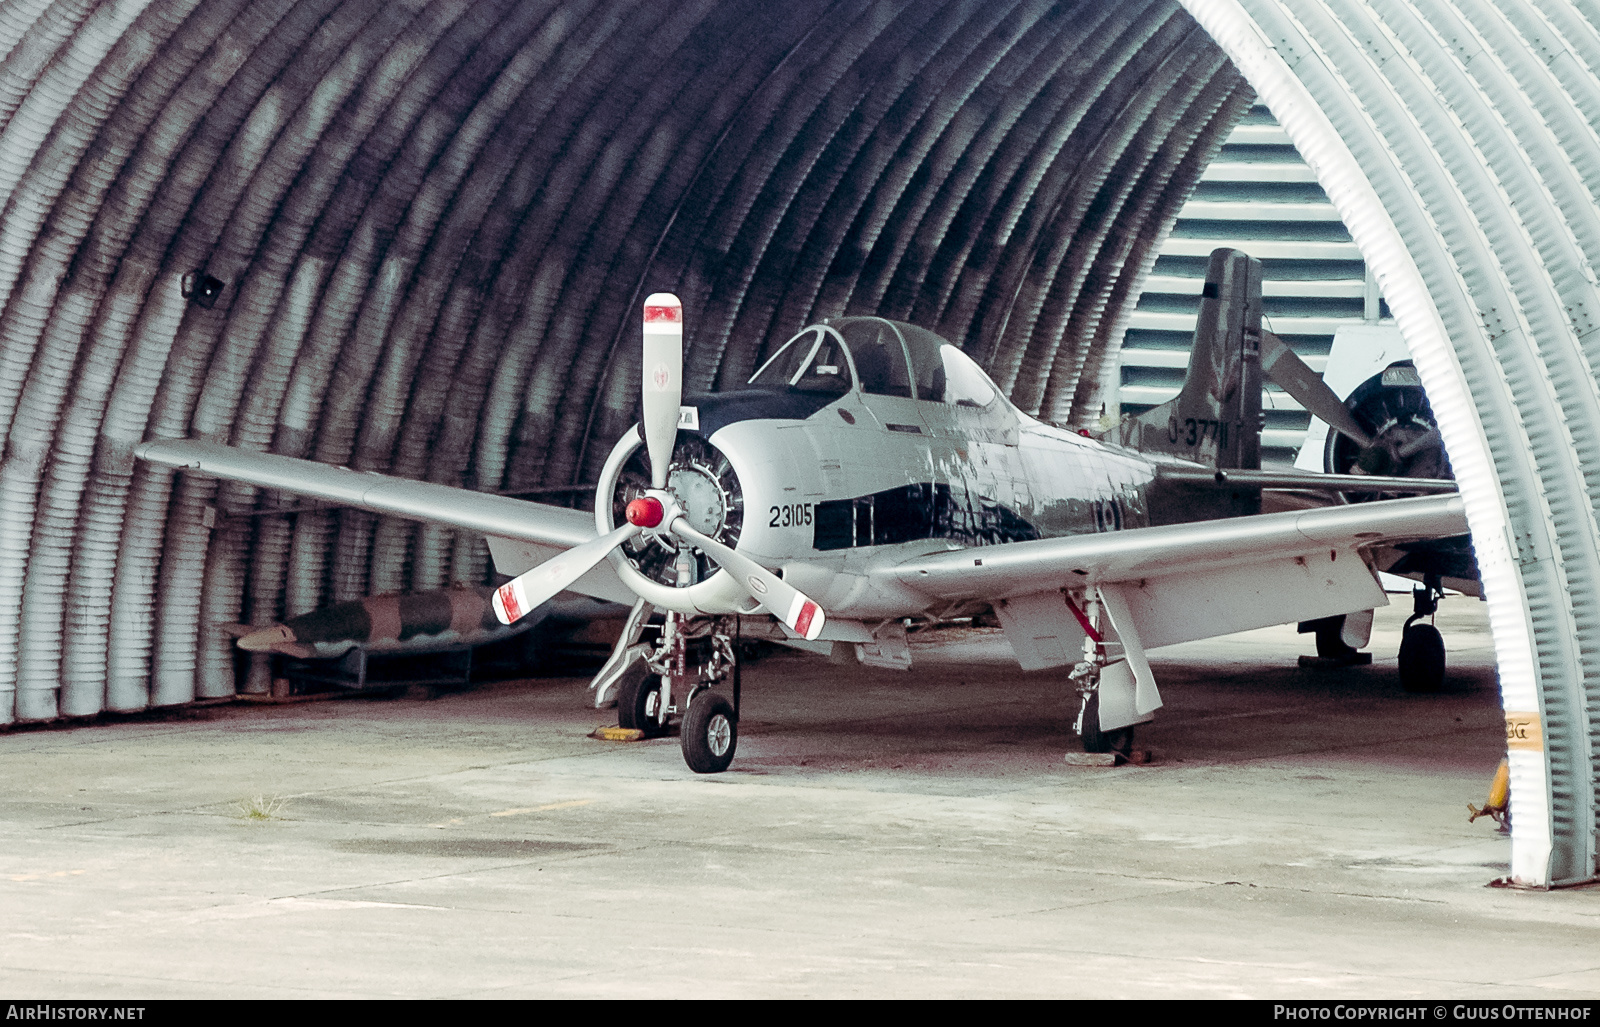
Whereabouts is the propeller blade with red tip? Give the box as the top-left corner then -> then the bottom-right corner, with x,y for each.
492,520 -> 643,625
641,293 -> 683,489
669,519 -> 827,641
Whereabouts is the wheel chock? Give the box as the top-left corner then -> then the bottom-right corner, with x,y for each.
591,726 -> 645,742
1064,749 -> 1153,767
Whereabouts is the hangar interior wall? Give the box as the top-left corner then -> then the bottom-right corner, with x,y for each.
0,0 -> 1250,724
1123,103 -> 1392,467
1181,0 -> 1600,887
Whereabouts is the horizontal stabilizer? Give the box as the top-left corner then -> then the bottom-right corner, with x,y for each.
1156,466 -> 1457,494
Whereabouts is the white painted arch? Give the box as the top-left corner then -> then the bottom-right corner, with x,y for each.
1181,0 -> 1600,886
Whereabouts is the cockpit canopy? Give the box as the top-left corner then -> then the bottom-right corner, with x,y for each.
748,316 -> 1000,409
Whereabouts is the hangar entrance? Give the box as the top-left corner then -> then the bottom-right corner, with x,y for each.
1179,0 -> 1600,888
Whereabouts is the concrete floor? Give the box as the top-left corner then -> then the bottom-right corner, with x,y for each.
2,595 -> 1595,999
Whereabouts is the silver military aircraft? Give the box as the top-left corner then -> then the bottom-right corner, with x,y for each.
139,249 -> 1467,773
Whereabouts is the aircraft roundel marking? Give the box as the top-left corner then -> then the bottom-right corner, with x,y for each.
748,575 -> 768,595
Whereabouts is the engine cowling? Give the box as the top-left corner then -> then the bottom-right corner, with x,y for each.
595,426 -> 753,615
1324,361 -> 1452,500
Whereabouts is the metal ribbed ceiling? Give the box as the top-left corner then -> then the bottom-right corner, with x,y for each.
3,0 -> 1598,888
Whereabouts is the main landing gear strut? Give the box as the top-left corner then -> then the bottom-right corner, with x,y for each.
1068,594 -> 1135,758
609,611 -> 742,773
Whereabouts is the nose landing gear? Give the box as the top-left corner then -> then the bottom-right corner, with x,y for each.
1398,576 -> 1447,693
682,691 -> 738,774
597,610 -> 743,772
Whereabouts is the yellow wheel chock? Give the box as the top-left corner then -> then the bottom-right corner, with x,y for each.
1468,757 -> 1510,829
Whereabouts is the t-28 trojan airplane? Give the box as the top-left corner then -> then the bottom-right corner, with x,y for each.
139,248 -> 1468,773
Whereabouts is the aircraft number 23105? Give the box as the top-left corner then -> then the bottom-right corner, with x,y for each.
770,503 -> 813,528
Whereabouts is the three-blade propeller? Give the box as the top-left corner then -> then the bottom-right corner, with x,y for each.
1259,330 -> 1447,481
490,293 -> 827,641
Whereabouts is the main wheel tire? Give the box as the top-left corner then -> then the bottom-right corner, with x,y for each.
1079,691 -> 1133,756
681,691 -> 737,774
1398,622 -> 1446,693
617,669 -> 666,737
1313,616 -> 1357,659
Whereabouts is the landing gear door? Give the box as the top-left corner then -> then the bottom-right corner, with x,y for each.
1097,584 -> 1163,717
993,591 -> 1088,671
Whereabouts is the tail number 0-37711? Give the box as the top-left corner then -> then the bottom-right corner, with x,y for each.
1167,416 -> 1229,448
770,503 -> 813,528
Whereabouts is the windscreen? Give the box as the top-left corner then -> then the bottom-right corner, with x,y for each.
833,318 -> 913,397
748,327 -> 853,395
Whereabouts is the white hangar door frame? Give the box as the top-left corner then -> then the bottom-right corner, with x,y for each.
1181,0 -> 1600,888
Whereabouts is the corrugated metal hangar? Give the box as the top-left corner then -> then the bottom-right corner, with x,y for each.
0,0 -> 1593,889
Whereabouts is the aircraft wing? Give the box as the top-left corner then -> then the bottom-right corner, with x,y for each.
887,493 -> 1468,651
136,438 -> 597,549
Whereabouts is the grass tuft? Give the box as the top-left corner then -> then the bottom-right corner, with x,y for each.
234,795 -> 289,821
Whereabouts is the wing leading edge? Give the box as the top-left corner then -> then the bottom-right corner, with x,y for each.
891,493 -> 1466,601
137,438 -> 597,549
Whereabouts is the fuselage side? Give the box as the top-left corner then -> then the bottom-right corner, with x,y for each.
597,317 -> 1195,624
706,395 -> 1159,620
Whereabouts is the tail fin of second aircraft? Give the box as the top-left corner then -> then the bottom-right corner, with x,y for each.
1111,247 -> 1263,471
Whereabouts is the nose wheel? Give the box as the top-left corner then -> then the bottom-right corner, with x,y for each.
682,691 -> 738,773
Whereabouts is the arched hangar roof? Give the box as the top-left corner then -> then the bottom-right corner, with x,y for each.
0,0 -> 1591,887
